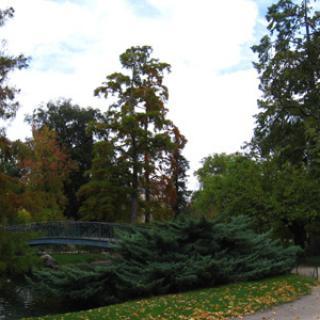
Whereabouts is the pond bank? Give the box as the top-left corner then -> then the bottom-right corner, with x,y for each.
0,277 -> 86,320
0,279 -> 37,320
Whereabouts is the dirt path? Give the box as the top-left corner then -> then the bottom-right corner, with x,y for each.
239,286 -> 320,320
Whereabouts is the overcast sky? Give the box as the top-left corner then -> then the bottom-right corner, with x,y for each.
2,0 -> 274,189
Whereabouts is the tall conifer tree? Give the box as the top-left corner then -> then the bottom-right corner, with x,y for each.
94,46 -> 188,223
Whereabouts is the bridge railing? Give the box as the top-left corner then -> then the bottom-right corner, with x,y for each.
4,221 -> 135,240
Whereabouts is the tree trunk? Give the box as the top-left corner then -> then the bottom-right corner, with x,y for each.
144,157 -> 151,223
130,135 -> 138,224
130,190 -> 138,224
144,117 -> 151,223
290,221 -> 307,249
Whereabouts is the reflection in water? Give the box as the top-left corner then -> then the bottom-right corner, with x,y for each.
0,279 -> 75,320
1,281 -> 24,319
0,280 -> 39,320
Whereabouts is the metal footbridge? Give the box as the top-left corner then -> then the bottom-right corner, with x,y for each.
4,221 -> 133,248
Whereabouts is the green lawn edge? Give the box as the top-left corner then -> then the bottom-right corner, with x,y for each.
26,274 -> 316,320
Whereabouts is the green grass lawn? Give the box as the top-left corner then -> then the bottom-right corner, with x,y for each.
28,274 -> 316,320
51,253 -> 107,265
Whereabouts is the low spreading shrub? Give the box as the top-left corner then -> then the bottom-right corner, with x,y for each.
30,216 -> 300,306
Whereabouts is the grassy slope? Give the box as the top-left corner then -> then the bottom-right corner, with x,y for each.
29,274 -> 315,320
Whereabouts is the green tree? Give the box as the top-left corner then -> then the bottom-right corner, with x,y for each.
0,136 -> 26,225
78,140 -> 131,222
95,46 -> 186,223
192,152 -> 320,248
27,100 -> 101,218
248,0 -> 320,248
192,153 -> 269,231
0,230 -> 37,276
263,160 -> 320,248
250,0 -> 320,169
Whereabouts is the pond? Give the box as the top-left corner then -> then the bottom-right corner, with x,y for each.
0,279 -> 79,320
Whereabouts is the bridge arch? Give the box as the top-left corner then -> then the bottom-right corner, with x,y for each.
4,221 -> 133,248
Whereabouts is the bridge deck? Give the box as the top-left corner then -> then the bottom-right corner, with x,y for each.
4,221 -> 133,248
28,237 -> 116,248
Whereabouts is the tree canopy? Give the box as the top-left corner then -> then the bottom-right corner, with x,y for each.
193,0 -> 320,250
91,45 -> 189,223
27,100 -> 102,218
250,0 -> 320,170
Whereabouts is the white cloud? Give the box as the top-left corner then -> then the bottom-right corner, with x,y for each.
2,0 -> 261,189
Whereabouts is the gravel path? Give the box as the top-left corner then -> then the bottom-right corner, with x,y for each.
239,286 -> 320,320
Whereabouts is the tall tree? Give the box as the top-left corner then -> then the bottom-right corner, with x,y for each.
248,0 -> 320,247
250,0 -> 320,169
27,100 -> 101,218
94,46 -> 186,223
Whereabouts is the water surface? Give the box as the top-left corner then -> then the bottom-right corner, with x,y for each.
0,279 -> 77,320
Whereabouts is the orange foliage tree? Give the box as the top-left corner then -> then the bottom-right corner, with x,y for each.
19,126 -> 76,221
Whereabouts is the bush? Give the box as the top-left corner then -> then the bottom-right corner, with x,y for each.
110,216 -> 299,297
30,216 -> 300,306
0,231 -> 38,276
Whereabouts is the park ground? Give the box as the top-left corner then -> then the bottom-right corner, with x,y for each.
26,274 -> 316,320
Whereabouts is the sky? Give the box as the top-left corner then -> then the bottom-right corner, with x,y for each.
2,0 -> 274,189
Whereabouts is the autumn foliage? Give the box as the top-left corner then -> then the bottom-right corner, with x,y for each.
18,127 -> 76,221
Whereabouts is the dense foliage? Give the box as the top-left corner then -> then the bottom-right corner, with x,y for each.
0,44 -> 190,224
3,0 -> 320,285
1,126 -> 75,224
77,140 -> 131,222
250,0 -> 320,169
0,231 -> 37,276
192,153 -> 267,225
27,100 -> 102,219
30,217 -> 299,306
192,0 -> 320,251
18,126 -> 76,221
192,153 -> 320,248
83,45 -> 189,222
246,0 -> 320,248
